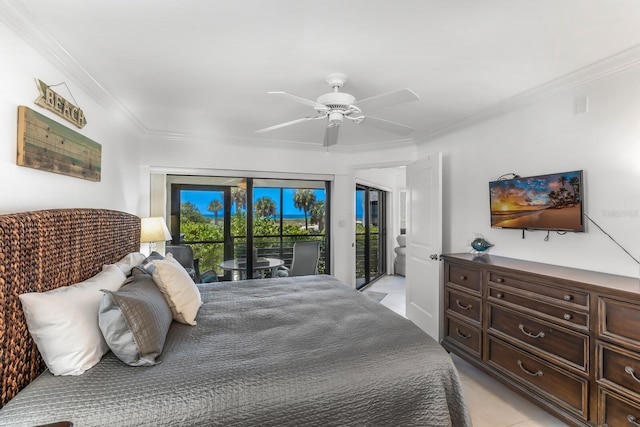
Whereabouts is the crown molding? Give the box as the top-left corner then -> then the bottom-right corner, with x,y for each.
144,128 -> 418,153
0,1 -> 146,136
420,44 -> 640,143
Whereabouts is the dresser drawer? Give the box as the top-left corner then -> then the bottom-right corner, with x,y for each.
598,388 -> 640,427
598,342 -> 640,401
445,287 -> 482,324
599,297 -> 640,350
487,336 -> 588,420
444,315 -> 482,357
488,272 -> 588,309
445,263 -> 481,293
489,304 -> 588,372
488,286 -> 588,329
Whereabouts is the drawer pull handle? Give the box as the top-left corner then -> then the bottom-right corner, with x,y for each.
496,292 -> 503,299
628,415 -> 640,426
563,313 -> 572,321
518,324 -> 545,339
517,360 -> 543,377
563,294 -> 572,301
455,300 -> 472,310
455,328 -> 471,339
459,275 -> 467,281
625,366 -> 640,383
496,278 -> 504,283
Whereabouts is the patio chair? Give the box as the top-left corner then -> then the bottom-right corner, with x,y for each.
166,244 -> 201,283
276,241 -> 321,277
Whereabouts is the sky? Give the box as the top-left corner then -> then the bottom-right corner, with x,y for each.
181,187 -> 327,217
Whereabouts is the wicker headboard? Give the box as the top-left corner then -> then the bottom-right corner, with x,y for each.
0,208 -> 140,407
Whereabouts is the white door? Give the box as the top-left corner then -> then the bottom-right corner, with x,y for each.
406,153 -> 442,340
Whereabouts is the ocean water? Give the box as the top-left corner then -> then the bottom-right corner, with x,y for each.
202,213 -> 307,220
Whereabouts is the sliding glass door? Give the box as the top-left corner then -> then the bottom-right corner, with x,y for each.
355,185 -> 386,289
170,176 -> 330,281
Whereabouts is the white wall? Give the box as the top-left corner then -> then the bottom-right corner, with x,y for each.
0,22 -> 142,214
420,67 -> 640,278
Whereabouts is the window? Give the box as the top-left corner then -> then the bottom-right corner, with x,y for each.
169,176 -> 330,281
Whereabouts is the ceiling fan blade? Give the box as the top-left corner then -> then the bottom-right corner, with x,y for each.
353,88 -> 419,112
255,115 -> 325,133
361,115 -> 415,136
324,124 -> 340,146
268,91 -> 327,109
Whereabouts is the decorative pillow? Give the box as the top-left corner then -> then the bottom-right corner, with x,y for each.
18,264 -> 127,376
150,252 -> 202,325
99,274 -> 173,366
113,252 -> 147,275
131,251 -> 164,276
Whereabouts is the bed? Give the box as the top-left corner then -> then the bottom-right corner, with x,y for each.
0,208 -> 471,427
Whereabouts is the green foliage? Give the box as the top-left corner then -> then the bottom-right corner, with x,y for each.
181,202 -> 208,223
179,220 -> 224,272
253,215 -> 280,235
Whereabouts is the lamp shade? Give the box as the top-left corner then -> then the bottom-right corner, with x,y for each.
140,217 -> 172,243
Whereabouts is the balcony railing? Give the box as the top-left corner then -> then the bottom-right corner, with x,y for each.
185,234 -> 326,280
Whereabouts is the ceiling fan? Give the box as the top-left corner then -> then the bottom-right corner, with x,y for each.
256,73 -> 420,146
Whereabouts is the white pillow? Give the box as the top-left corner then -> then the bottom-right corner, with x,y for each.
150,252 -> 202,325
19,264 -> 127,376
112,252 -> 147,275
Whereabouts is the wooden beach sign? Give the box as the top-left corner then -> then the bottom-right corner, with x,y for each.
34,79 -> 87,128
17,106 -> 101,181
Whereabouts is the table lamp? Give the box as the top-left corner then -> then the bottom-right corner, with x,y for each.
140,217 -> 172,254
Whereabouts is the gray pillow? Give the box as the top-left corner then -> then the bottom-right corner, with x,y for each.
130,251 -> 164,276
98,274 -> 173,366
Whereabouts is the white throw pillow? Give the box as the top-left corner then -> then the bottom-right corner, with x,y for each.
150,252 -> 202,325
19,264 -> 127,376
112,252 -> 147,275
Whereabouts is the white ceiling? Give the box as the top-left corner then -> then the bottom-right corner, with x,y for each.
4,0 -> 640,148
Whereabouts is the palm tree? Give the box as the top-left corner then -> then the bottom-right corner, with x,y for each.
293,189 -> 316,230
558,175 -> 567,190
231,187 -> 246,212
255,196 -> 277,218
310,200 -> 325,233
569,176 -> 580,204
207,199 -> 223,225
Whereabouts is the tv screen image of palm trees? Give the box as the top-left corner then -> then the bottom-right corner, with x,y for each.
489,170 -> 582,230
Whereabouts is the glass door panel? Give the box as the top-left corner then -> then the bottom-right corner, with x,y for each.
355,185 -> 386,290
170,185 -> 243,281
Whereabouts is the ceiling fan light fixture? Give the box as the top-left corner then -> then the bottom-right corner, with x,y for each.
258,73 -> 418,145
328,111 -> 343,126
316,92 -> 355,109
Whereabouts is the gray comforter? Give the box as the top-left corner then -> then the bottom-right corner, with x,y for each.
0,275 -> 471,426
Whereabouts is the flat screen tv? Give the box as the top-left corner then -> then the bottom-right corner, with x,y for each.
489,170 -> 584,232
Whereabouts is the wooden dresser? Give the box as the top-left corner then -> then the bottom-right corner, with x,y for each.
441,253 -> 640,427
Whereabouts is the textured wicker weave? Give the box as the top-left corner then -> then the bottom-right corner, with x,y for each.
0,208 -> 140,407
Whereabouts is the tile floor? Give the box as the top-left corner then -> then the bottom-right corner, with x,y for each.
364,275 -> 570,427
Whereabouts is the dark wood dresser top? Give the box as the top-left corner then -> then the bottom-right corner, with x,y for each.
442,253 -> 640,296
